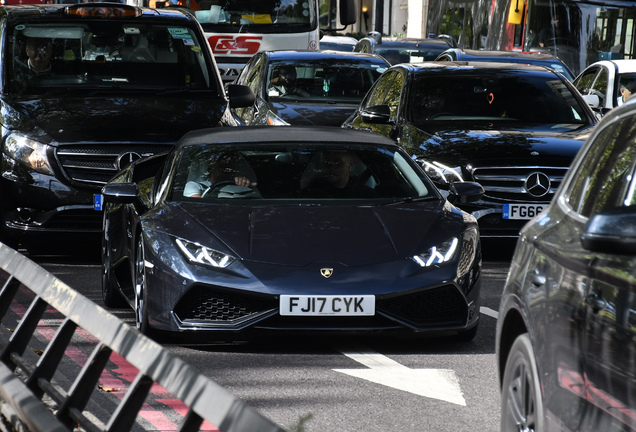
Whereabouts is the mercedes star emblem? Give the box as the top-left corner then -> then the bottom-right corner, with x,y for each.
524,172 -> 551,197
117,152 -> 142,170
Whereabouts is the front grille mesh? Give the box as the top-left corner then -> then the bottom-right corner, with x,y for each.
56,144 -> 171,189
378,285 -> 467,327
174,286 -> 277,323
472,166 -> 568,203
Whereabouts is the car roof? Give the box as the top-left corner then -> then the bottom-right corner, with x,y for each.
400,61 -> 562,76
588,59 -> 636,73
0,3 -> 194,22
263,49 -> 389,63
178,126 -> 400,148
443,48 -> 565,61
370,38 -> 452,48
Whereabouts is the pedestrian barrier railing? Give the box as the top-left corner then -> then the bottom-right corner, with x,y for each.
0,243 -> 286,432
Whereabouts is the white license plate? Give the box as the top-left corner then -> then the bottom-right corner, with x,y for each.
503,204 -> 546,220
280,295 -> 375,316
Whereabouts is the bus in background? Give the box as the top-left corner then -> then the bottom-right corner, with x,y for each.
144,0 -> 356,82
425,0 -> 636,76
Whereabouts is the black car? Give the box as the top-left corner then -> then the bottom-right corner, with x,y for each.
435,48 -> 575,81
0,3 -> 253,250
101,126 -> 483,340
353,31 -> 455,65
232,50 -> 390,126
497,93 -> 636,431
343,61 -> 597,238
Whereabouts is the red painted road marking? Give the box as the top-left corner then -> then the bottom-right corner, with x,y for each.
10,301 -> 220,431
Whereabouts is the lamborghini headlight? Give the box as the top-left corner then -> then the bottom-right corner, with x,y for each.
412,237 -> 459,268
4,133 -> 54,175
175,238 -> 237,268
417,159 -> 463,185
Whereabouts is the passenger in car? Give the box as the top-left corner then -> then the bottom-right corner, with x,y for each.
303,151 -> 376,197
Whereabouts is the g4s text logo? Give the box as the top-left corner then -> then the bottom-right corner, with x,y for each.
208,36 -> 262,55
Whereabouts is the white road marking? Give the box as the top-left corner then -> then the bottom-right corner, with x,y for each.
332,306 -> 498,405
333,348 -> 466,406
480,306 -> 499,319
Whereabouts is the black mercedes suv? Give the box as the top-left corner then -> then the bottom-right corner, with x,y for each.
0,3 -> 253,250
343,61 -> 597,238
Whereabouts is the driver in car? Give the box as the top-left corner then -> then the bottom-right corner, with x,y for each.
268,66 -> 310,97
25,37 -> 53,74
184,152 -> 256,198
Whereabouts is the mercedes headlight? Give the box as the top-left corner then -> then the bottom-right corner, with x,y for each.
266,111 -> 290,126
412,237 -> 459,268
175,238 -> 237,268
417,159 -> 463,185
4,133 -> 54,175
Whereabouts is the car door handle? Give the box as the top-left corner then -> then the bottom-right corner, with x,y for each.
586,293 -> 607,312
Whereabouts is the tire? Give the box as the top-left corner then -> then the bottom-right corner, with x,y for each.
134,236 -> 152,336
101,212 -> 126,308
500,333 -> 544,432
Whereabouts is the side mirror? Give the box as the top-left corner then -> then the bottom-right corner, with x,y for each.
581,94 -> 601,110
227,84 -> 255,108
448,182 -> 484,204
339,0 -> 357,26
581,207 -> 636,254
361,104 -> 391,124
102,183 -> 138,205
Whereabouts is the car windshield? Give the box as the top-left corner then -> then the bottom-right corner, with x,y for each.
267,59 -> 388,102
191,0 -> 315,33
171,143 -> 437,203
376,45 -> 446,64
9,21 -> 217,96
410,74 -> 589,127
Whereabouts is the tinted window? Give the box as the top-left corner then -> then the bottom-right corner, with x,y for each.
171,143 -> 436,202
265,58 -> 388,102
566,118 -> 636,216
9,21 -> 216,95
409,74 -> 588,125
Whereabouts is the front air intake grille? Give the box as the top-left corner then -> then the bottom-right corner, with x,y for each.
174,286 -> 277,324
472,166 -> 568,203
56,144 -> 172,189
378,285 -> 468,327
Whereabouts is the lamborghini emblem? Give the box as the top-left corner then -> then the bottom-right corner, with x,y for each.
320,268 -> 333,278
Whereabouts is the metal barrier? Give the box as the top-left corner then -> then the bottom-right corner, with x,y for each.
0,244 -> 287,432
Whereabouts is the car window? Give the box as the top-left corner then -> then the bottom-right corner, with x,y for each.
409,74 -> 588,125
589,67 -> 609,106
265,59 -> 387,102
9,21 -> 216,95
364,70 -> 399,108
170,143 -> 436,202
575,67 -> 600,96
375,46 -> 444,64
565,118 -> 636,217
617,73 -> 636,105
384,71 -> 404,121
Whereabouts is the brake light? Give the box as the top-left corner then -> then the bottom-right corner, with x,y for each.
64,4 -> 142,18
